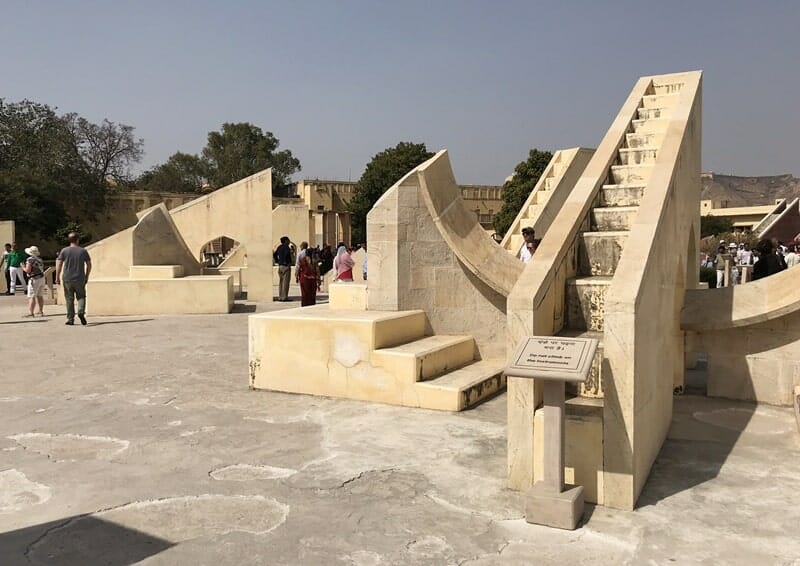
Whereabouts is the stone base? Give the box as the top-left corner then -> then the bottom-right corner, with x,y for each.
524,482 -> 584,530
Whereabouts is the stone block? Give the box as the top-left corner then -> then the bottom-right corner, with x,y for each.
87,275 -> 233,315
329,283 -> 368,311
129,265 -> 183,279
524,482 -> 584,530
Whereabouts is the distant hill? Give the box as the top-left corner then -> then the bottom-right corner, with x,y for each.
701,173 -> 800,207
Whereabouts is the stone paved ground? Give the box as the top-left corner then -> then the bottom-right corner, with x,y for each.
0,292 -> 799,565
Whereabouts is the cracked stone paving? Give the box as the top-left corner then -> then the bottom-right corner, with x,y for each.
0,297 -> 798,565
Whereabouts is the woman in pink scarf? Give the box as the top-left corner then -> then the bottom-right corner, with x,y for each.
333,245 -> 354,282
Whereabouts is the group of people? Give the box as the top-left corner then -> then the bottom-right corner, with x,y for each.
273,238 -> 367,307
1,233 -> 92,324
704,238 -> 797,287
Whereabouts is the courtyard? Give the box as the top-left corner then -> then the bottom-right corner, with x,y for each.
0,295 -> 798,565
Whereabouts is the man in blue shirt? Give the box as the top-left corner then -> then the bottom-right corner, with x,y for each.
273,236 -> 292,301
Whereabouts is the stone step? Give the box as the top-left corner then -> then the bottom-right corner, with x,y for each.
637,106 -> 671,120
414,359 -> 507,411
618,147 -> 658,166
591,206 -> 638,231
609,164 -> 652,185
625,131 -> 663,149
558,329 -> 604,398
641,93 -> 678,108
578,231 -> 629,277
631,118 -> 669,134
544,176 -> 555,190
372,335 -> 475,383
527,203 -> 542,218
600,184 -> 645,207
565,276 -> 611,332
652,82 -> 683,95
533,188 -> 552,206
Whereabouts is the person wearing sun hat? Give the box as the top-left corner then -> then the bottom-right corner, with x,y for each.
22,245 -> 46,317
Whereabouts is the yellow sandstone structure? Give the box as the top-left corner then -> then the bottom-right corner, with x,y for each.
85,169 -> 272,313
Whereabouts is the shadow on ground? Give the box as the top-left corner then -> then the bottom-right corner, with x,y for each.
0,516 -> 174,566
87,319 -> 154,327
637,394 -> 755,508
231,304 -> 257,313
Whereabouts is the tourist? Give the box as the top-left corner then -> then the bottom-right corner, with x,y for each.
752,239 -> 785,280
785,245 -> 800,268
6,242 -> 27,295
319,244 -> 333,275
297,247 -> 321,306
334,245 -> 354,282
22,245 -> 45,318
55,232 -> 92,326
2,243 -> 10,295
739,243 -> 753,266
295,241 -> 308,272
728,242 -> 739,285
519,227 -> 536,263
714,244 -> 727,288
273,236 -> 292,302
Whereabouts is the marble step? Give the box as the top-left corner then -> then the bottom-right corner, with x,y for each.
414,359 -> 507,411
558,329 -> 604,399
578,231 -> 629,277
631,118 -> 669,134
652,82 -> 683,95
533,188 -> 553,206
565,276 -> 611,332
591,206 -> 638,231
625,131 -> 663,149
610,164 -> 652,185
600,184 -> 645,207
637,106 -> 671,120
372,335 -> 475,383
618,147 -> 658,166
527,203 -> 542,218
641,93 -> 678,108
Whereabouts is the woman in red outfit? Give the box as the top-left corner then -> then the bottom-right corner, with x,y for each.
298,249 -> 321,306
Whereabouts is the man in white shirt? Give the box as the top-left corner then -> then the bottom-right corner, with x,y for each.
519,227 -> 536,264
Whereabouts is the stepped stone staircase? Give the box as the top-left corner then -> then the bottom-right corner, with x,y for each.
249,301 -> 505,411
561,85 -> 681,400
500,149 -> 594,257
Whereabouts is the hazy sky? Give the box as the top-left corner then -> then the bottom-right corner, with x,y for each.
2,1 -> 798,185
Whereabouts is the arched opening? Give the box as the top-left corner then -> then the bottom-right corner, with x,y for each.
199,236 -> 241,268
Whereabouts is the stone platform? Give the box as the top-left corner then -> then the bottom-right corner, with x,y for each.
0,296 -> 798,564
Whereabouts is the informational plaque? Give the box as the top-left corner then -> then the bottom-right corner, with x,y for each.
504,336 -> 599,383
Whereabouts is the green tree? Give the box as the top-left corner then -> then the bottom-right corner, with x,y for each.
493,148 -> 553,237
64,114 -> 144,185
0,99 -> 101,242
54,222 -> 93,246
201,122 -> 300,191
348,142 -> 434,244
700,215 -> 734,238
137,152 -> 208,193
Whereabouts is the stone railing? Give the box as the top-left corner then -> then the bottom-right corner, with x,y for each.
602,71 -> 702,509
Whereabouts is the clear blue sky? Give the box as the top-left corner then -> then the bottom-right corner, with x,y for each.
2,1 -> 798,184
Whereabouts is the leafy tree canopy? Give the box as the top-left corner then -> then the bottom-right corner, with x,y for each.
137,152 -> 208,193
492,148 -> 553,237
347,142 -> 434,244
0,98 -> 138,244
202,122 -> 300,191
700,215 -> 734,238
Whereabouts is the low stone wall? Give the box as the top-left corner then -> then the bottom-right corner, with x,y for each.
86,275 -> 233,315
